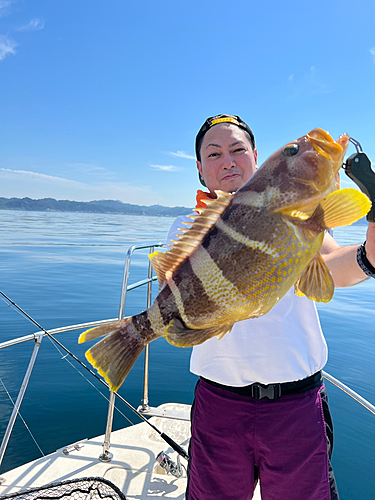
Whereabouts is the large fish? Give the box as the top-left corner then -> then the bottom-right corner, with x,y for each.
79,128 -> 371,391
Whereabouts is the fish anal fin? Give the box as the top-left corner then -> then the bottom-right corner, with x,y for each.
164,318 -> 232,347
294,253 -> 334,303
308,188 -> 371,230
150,191 -> 233,283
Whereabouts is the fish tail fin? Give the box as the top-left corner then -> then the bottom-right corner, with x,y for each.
81,317 -> 145,392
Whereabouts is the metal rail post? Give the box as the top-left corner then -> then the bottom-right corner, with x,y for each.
140,246 -> 154,413
0,333 -> 43,469
99,243 -> 163,461
99,391 -> 115,462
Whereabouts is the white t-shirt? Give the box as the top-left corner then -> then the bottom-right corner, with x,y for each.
167,214 -> 328,386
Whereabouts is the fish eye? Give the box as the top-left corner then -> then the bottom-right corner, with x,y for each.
282,144 -> 299,157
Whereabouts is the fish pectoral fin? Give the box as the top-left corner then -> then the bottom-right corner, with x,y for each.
294,253 -> 334,303
164,318 -> 232,347
271,188 -> 370,230
285,188 -> 371,241
151,191 -> 234,284
269,201 -> 317,219
309,188 -> 371,230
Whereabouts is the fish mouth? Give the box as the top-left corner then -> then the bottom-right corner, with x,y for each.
307,128 -> 349,168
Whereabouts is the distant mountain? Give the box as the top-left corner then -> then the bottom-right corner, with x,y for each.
0,197 -> 192,217
0,197 -> 370,225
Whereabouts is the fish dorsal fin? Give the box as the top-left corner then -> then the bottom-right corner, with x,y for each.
294,253 -> 334,303
150,191 -> 233,286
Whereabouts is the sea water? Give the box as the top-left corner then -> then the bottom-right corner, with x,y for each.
0,210 -> 374,499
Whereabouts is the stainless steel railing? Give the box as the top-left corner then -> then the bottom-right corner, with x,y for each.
0,242 -> 165,469
323,371 -> 375,415
0,333 -> 43,467
0,241 -> 374,470
99,243 -> 164,462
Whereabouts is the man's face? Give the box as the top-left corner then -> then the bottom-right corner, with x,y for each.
197,123 -> 258,194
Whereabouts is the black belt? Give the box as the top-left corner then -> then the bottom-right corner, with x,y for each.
201,371 -> 323,401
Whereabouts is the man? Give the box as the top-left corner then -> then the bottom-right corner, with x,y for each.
167,115 -> 375,500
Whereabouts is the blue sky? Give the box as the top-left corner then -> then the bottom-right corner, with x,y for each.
0,0 -> 374,207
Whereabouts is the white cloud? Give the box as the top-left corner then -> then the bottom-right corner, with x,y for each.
370,47 -> 375,63
65,162 -> 107,172
287,66 -> 331,96
149,164 -> 180,171
0,167 -> 177,205
17,18 -> 45,32
0,35 -> 17,61
168,151 -> 195,160
0,1 -> 12,17
0,168 -> 88,186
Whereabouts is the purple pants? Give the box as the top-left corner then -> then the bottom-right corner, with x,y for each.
186,378 -> 338,500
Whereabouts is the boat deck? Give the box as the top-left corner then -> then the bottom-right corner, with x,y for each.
0,403 -> 261,499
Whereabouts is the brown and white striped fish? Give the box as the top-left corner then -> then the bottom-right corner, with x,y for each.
79,128 -> 371,392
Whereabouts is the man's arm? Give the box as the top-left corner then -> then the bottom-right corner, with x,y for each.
321,223 -> 375,287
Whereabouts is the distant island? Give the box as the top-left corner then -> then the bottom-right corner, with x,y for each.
0,197 -> 369,225
0,197 -> 192,217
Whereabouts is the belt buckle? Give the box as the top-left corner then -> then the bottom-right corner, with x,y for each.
252,383 -> 281,400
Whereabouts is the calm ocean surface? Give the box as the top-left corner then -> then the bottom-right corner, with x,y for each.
0,210 -> 374,498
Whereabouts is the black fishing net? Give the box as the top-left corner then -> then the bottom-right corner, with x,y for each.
0,477 -> 127,500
